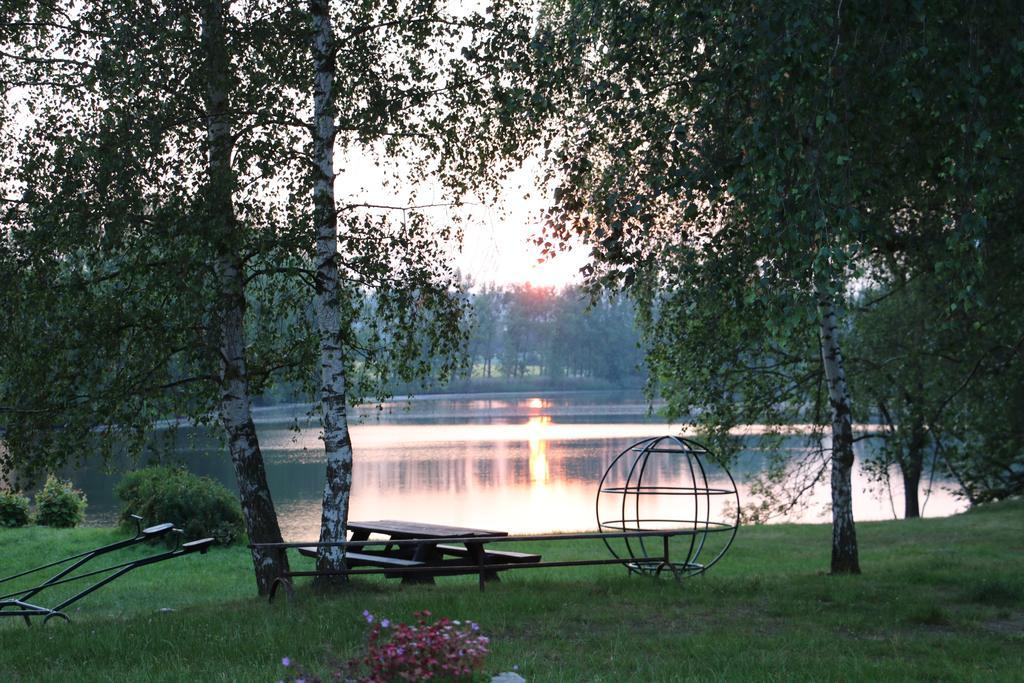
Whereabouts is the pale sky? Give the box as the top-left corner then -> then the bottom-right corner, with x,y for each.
336,150 -> 590,290
457,174 -> 590,289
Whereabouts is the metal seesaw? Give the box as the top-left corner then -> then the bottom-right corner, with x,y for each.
0,515 -> 214,625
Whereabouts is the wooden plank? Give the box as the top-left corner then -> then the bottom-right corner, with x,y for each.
347,520 -> 508,539
296,547 -> 424,568
435,544 -> 541,564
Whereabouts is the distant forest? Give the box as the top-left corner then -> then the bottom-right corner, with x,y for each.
457,283 -> 645,389
254,283 -> 646,404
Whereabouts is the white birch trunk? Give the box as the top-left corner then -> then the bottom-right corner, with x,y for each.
310,0 -> 355,585
816,285 -> 861,574
201,0 -> 288,595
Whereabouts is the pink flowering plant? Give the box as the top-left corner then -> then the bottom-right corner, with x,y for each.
277,610 -> 490,682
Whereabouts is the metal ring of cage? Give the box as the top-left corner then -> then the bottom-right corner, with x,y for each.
596,435 -> 740,578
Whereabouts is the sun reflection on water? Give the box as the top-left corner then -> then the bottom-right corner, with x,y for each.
526,415 -> 551,484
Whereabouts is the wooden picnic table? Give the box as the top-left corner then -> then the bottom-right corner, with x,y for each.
295,520 -> 542,585
346,520 -> 509,583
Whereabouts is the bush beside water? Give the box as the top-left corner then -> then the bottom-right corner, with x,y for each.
0,490 -> 32,527
115,466 -> 244,545
34,476 -> 87,528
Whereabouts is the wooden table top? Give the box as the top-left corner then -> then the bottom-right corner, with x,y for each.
348,520 -> 508,539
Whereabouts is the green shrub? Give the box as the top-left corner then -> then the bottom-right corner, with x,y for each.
0,490 -> 32,528
115,466 -> 244,546
34,476 -> 87,528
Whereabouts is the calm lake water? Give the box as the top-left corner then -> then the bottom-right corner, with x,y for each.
73,390 -> 967,540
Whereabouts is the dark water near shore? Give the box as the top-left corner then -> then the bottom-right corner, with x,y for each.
71,391 -> 966,540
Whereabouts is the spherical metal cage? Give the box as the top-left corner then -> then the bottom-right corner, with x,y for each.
596,435 -> 740,578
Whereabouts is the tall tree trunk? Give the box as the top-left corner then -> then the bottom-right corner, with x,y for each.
902,460 -> 922,519
201,0 -> 288,596
901,413 -> 926,519
310,0 -> 355,587
816,287 -> 861,574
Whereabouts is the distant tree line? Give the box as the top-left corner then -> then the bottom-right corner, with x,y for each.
250,282 -> 645,401
463,283 -> 644,386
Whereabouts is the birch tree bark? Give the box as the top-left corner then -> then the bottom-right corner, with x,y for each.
201,0 -> 289,595
816,287 -> 861,574
309,0 -> 355,586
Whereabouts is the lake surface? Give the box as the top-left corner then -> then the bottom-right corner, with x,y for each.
73,390 -> 967,540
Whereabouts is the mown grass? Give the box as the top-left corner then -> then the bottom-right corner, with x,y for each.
1,500 -> 1022,682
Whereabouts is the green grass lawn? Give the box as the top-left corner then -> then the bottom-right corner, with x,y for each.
2,500 -> 1022,682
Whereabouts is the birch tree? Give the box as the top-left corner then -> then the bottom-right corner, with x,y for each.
308,0 -> 352,582
531,0 -> 1022,571
199,0 -> 292,595
301,0 -> 535,583
530,0 -> 866,572
0,0 -> 313,594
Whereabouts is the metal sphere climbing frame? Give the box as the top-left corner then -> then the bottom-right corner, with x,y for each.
596,435 -> 740,579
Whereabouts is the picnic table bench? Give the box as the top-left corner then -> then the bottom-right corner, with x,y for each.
433,544 -> 541,564
295,520 -> 539,581
294,547 -> 425,575
266,520 -> 542,596
349,520 -> 540,570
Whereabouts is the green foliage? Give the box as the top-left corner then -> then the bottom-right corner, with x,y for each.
532,0 -> 865,512
34,476 -> 87,528
115,466 -> 244,546
0,0 -> 533,484
0,1 -> 317,484
847,281 -> 947,517
848,242 -> 1024,511
532,1 -> 1024,524
0,489 -> 31,528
